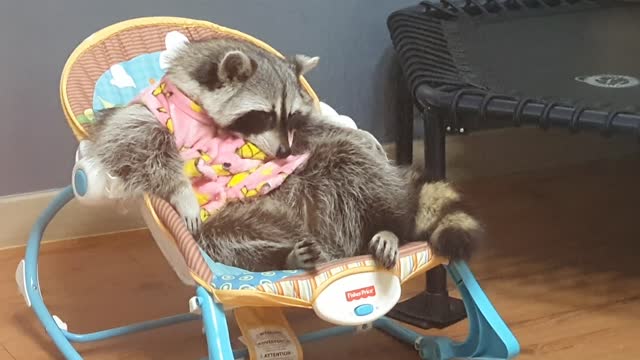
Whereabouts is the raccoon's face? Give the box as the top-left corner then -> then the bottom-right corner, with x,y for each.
166,39 -> 319,159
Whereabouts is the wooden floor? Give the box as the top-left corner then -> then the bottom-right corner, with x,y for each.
1,155 -> 640,360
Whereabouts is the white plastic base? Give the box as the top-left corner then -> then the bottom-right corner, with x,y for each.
53,315 -> 68,331
15,259 -> 31,308
141,201 -> 196,286
318,101 -> 386,159
72,162 -> 106,205
72,140 -> 126,206
312,271 -> 401,326
319,102 -> 358,130
356,322 -> 374,333
189,296 -> 201,314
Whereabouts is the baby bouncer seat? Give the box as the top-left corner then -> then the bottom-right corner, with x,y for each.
15,17 -> 520,360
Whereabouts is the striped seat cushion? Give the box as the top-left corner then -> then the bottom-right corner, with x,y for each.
149,196 -> 441,303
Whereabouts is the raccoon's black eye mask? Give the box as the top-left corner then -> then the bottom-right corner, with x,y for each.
227,110 -> 308,135
227,110 -> 276,135
286,111 -> 306,130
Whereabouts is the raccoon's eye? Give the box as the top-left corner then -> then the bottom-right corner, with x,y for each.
227,110 -> 275,135
287,111 -> 306,130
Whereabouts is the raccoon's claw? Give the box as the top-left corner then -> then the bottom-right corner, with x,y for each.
370,231 -> 399,269
183,216 -> 202,235
170,185 -> 202,234
288,239 -> 321,270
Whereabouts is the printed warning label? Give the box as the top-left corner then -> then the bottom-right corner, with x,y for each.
247,327 -> 300,360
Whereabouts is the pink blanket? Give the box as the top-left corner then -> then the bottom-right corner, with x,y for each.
134,77 -> 308,222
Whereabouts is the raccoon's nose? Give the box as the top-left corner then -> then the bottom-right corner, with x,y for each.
276,145 -> 291,159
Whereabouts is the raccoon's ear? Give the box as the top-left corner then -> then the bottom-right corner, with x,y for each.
291,54 -> 319,76
192,61 -> 222,90
218,50 -> 258,83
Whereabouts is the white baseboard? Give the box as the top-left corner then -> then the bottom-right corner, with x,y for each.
1,126 -> 637,249
0,189 -> 145,249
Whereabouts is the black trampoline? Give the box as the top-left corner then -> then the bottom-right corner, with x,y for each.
385,0 -> 640,330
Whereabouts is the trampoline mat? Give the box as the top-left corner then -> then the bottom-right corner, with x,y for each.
451,3 -> 640,111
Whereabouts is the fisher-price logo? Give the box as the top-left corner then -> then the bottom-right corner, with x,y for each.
345,285 -> 376,302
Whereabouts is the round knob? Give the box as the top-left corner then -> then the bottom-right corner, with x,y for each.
73,168 -> 88,196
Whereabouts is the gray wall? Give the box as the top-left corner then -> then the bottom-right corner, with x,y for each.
0,0 -> 416,196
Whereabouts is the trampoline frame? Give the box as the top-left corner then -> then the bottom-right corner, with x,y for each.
386,0 -> 640,329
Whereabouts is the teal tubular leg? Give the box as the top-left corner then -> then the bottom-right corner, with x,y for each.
198,287 -> 234,360
21,186 -> 205,359
61,313 -> 201,343
439,261 -> 520,359
23,186 -> 83,360
375,261 -> 520,359
415,261 -> 520,359
373,317 -> 422,348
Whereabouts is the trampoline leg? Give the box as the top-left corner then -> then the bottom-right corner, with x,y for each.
387,109 -> 467,329
394,63 -> 414,165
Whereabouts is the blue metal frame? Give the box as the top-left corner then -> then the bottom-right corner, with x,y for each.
60,313 -> 200,343
375,261 -> 521,359
21,186 -> 520,359
198,286 -> 234,360
23,186 -> 204,359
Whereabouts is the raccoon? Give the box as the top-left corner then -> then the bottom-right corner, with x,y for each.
195,114 -> 483,272
82,38 -> 319,233
83,37 -> 482,272
163,38 -> 319,157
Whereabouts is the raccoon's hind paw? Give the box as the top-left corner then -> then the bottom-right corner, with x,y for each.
287,239 -> 321,270
170,185 -> 202,234
370,231 -> 399,269
428,212 -> 483,261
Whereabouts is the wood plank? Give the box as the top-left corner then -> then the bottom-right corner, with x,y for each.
0,346 -> 15,360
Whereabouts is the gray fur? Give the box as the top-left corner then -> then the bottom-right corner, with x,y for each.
195,117 -> 483,272
86,38 -> 320,233
165,38 -> 318,158
83,105 -> 202,233
84,37 -> 482,272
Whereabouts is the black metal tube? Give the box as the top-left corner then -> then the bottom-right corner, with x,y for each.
423,108 -> 449,296
395,65 -> 414,165
423,108 -> 446,180
385,82 -> 467,331
453,93 -> 640,136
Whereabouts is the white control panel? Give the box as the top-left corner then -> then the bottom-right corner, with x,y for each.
312,271 -> 401,326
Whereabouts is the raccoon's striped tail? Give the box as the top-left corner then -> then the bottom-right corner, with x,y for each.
415,181 -> 483,261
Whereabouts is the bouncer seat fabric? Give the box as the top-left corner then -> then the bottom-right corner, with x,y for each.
60,16 -> 447,313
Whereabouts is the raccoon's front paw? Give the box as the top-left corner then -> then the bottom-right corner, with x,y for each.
170,186 -> 202,234
429,212 -> 483,261
370,231 -> 399,269
287,239 -> 321,270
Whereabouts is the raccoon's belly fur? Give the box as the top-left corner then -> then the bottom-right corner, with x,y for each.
195,123 -> 483,272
